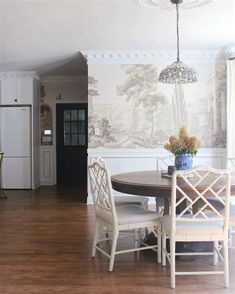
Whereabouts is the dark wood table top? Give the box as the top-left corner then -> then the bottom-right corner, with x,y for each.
111,170 -> 235,198
111,171 -> 171,197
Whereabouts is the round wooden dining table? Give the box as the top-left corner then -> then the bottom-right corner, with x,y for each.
111,170 -> 235,215
111,171 -> 173,214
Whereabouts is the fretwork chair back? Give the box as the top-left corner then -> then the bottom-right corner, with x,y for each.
88,160 -> 162,271
156,155 -> 175,172
155,155 -> 175,214
0,152 -> 6,199
94,157 -> 149,209
161,166 -> 231,288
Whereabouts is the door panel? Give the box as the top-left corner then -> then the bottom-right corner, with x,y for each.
2,157 -> 31,189
56,104 -> 87,201
1,107 -> 31,157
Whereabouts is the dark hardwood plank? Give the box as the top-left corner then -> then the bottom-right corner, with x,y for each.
0,187 -> 234,293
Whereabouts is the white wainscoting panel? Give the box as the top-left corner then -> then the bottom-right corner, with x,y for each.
40,146 -> 54,185
87,148 -> 226,204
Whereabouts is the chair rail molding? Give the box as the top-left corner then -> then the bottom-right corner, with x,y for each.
87,147 -> 226,204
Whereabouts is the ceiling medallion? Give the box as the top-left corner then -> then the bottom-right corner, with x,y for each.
138,0 -> 211,10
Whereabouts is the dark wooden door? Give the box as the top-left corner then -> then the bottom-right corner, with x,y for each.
56,103 -> 87,201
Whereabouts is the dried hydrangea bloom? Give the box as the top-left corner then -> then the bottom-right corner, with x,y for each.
169,135 -> 178,145
164,143 -> 171,151
179,126 -> 189,139
164,126 -> 202,157
197,139 -> 202,148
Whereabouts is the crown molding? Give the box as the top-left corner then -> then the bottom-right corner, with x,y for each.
83,50 -> 224,64
0,71 -> 40,79
224,43 -> 235,59
41,75 -> 87,83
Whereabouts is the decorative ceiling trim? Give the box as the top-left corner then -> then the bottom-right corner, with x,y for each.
224,43 -> 235,58
137,0 -> 212,10
0,71 -> 40,79
83,51 -> 222,64
41,76 -> 87,83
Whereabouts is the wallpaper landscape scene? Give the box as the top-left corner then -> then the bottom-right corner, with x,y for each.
88,63 -> 226,149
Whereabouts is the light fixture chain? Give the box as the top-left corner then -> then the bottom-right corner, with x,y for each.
176,3 -> 180,62
158,0 -> 198,83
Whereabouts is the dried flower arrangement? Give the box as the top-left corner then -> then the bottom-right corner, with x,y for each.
164,126 -> 202,157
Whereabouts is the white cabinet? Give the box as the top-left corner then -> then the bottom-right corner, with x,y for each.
0,71 -> 40,189
0,74 -> 34,105
2,157 -> 31,189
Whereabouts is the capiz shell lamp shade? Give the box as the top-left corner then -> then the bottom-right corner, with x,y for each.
159,61 -> 198,84
158,0 -> 198,84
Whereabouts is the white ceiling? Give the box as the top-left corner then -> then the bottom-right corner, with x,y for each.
0,0 -> 235,75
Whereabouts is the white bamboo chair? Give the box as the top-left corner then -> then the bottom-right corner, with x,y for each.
155,155 -> 175,214
229,201 -> 235,246
88,160 -> 162,271
95,157 -> 149,209
161,166 -> 231,288
156,155 -> 175,172
206,158 -> 235,247
227,158 -> 235,246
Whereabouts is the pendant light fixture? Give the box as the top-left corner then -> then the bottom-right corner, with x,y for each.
158,0 -> 198,84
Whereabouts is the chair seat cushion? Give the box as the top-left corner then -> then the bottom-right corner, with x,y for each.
162,215 -> 223,237
114,195 -> 148,207
116,205 -> 161,225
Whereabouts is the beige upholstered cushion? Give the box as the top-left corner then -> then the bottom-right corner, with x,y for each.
96,206 -> 113,224
116,205 -> 160,225
96,205 -> 160,225
162,215 -> 223,237
114,195 -> 148,207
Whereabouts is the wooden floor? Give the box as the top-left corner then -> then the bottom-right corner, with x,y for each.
0,187 -> 235,294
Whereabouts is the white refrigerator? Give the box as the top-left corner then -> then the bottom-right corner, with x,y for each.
0,106 -> 31,189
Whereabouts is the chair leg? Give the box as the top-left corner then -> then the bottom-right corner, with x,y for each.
228,227 -> 232,248
155,198 -> 161,214
109,228 -> 119,272
157,224 -> 161,264
213,240 -> 218,265
0,189 -> 7,198
92,222 -> 100,258
134,229 -> 139,248
170,238 -> 176,289
140,228 -> 147,240
223,239 -> 229,288
162,233 -> 166,266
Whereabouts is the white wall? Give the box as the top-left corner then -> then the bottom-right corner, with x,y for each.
1,1 -> 234,73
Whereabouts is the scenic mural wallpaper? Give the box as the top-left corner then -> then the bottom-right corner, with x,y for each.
88,63 -> 226,148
